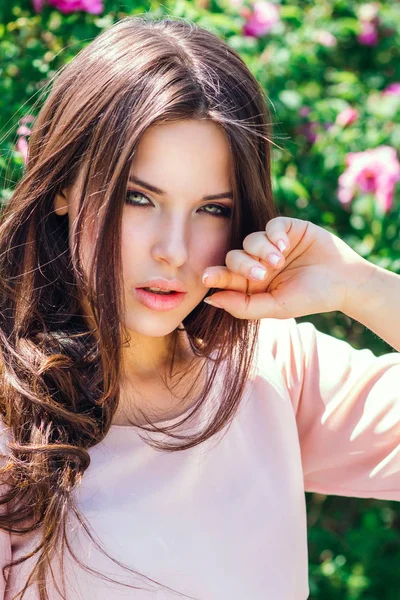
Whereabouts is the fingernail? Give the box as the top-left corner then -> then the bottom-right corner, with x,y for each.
250,266 -> 267,281
203,297 -> 222,308
277,240 -> 286,252
202,273 -> 210,285
268,254 -> 280,267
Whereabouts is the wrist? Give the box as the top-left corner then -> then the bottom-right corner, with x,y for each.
341,257 -> 382,319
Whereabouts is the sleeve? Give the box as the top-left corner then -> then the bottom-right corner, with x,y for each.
263,317 -> 400,501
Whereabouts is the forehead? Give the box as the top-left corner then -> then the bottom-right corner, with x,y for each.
130,119 -> 232,195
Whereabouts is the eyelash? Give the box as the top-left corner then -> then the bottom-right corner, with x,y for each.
125,190 -> 232,219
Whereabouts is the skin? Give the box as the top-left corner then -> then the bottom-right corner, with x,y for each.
54,118 -> 234,424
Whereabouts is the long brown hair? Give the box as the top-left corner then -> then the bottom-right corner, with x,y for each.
0,14 -> 278,600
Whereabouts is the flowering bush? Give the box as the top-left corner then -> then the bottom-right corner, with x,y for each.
2,0 -> 399,354
338,145 -> 400,213
0,2 -> 399,596
241,1 -> 280,37
15,114 -> 35,163
1,3 -> 397,347
33,0 -> 103,14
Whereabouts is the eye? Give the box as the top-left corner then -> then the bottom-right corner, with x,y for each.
199,204 -> 232,219
125,190 -> 232,219
126,190 -> 152,206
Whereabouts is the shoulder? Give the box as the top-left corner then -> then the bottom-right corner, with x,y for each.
253,316 -> 300,376
256,317 -> 298,356
253,317 -> 310,394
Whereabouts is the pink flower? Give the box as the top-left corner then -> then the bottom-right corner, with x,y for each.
315,30 -> 337,48
382,83 -> 400,96
242,1 -> 280,38
35,0 -> 104,14
32,0 -> 45,11
20,114 -> 35,125
335,107 -> 359,127
297,108 -> 319,143
299,106 -> 311,118
15,117 -> 34,164
338,146 -> 400,214
297,121 -> 318,145
357,20 -> 379,45
16,125 -> 32,136
357,3 -> 380,46
16,137 -> 29,164
299,106 -> 311,117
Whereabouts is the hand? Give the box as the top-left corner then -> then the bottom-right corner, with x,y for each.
202,216 -> 370,320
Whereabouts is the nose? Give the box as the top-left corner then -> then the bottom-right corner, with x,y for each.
151,212 -> 189,267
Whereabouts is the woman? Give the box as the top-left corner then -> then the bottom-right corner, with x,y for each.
0,14 -> 399,600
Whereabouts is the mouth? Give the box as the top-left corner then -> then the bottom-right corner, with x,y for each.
140,287 -> 179,295
134,287 -> 187,311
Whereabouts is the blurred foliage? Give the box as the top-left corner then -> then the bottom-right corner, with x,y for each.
1,0 -> 400,598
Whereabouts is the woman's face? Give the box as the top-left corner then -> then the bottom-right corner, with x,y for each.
55,119 -> 233,338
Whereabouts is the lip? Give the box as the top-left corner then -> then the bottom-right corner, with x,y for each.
134,288 -> 187,311
136,278 -> 187,293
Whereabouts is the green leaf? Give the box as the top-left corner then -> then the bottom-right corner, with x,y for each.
279,89 -> 302,110
279,176 -> 310,200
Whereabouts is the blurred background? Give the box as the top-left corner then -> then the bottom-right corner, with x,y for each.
0,0 -> 399,597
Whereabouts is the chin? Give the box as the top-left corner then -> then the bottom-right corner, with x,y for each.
122,314 -> 185,338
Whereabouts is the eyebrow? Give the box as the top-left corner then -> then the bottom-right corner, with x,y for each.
128,175 -> 233,201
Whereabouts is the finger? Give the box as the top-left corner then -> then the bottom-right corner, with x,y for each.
202,266 -> 250,293
264,216 -> 293,252
203,237 -> 288,289
225,245 -> 285,282
202,217 -> 294,290
203,289 -> 293,320
241,230 -> 289,269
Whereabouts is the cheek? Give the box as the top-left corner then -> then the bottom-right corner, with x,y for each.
120,219 -> 144,257
191,227 -> 230,269
120,219 -> 147,282
200,244 -> 227,269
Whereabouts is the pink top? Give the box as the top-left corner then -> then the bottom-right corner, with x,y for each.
1,317 -> 400,599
